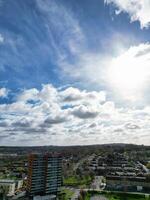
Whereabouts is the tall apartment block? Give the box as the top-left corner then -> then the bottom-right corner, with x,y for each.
27,153 -> 62,198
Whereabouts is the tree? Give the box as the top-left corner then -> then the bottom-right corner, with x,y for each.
146,163 -> 150,169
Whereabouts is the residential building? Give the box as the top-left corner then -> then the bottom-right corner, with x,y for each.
27,153 -> 62,198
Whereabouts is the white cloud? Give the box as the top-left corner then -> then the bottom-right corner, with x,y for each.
105,0 -> 150,28
17,88 -> 39,102
60,87 -> 106,104
70,105 -> 99,119
0,88 -> 8,98
44,113 -> 68,125
0,84 -> 150,146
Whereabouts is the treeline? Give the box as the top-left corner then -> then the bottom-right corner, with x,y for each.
0,143 -> 149,157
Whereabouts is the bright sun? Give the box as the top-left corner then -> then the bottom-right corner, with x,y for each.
107,50 -> 149,100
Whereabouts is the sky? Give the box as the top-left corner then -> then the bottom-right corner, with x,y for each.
0,0 -> 150,146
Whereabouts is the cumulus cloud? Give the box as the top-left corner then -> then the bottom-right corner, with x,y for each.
44,114 -> 68,125
17,88 -> 39,102
0,84 -> 150,145
60,87 -> 106,106
60,87 -> 86,102
71,105 -> 99,119
105,0 -> 150,28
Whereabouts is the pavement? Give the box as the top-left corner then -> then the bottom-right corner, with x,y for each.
90,196 -> 108,200
71,189 -> 80,200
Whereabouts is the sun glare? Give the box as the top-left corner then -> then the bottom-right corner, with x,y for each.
107,52 -> 149,100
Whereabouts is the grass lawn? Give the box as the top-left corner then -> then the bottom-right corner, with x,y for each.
61,188 -> 74,200
64,175 -> 92,186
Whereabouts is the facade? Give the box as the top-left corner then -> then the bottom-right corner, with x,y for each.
27,153 -> 62,198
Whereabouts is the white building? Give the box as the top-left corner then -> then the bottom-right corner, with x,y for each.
0,179 -> 23,197
0,180 -> 16,196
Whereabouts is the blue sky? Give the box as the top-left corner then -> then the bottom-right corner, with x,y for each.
0,0 -> 150,145
0,0 -> 149,90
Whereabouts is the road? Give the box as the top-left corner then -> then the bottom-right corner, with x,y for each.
138,161 -> 149,173
90,196 -> 108,200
